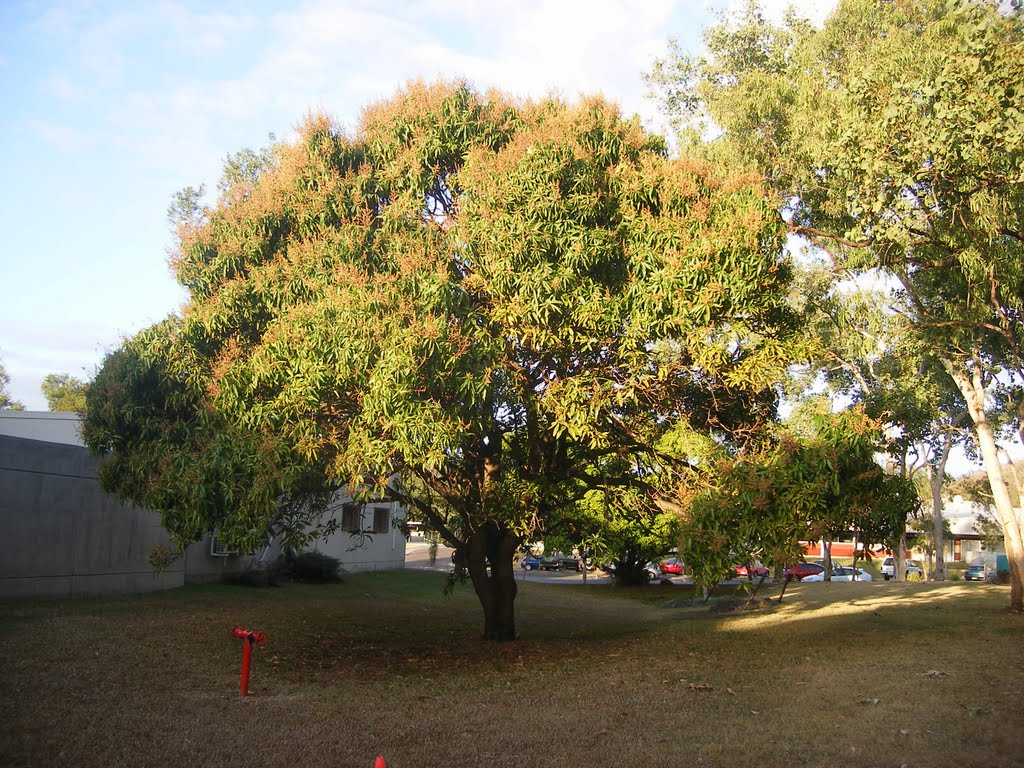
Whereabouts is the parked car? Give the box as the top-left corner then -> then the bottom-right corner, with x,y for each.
538,555 -> 566,571
802,566 -> 873,582
660,557 -> 685,575
965,564 -> 987,581
783,562 -> 826,581
644,562 -> 662,582
880,557 -> 924,580
555,554 -> 584,572
735,563 -> 770,578
520,555 -> 543,570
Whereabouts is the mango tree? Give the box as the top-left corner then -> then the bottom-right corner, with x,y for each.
84,82 -> 800,639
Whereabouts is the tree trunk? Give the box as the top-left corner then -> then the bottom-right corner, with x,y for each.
465,523 -> 521,641
895,529 -> 907,583
928,433 -> 954,581
851,531 -> 860,578
822,540 -> 832,581
929,465 -> 946,581
947,362 -> 1024,612
894,455 -> 909,582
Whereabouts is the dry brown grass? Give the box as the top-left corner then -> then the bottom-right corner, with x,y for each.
1,574 -> 1022,768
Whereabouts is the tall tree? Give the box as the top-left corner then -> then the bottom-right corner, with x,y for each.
788,265 -> 969,580
0,356 -> 25,411
649,0 -> 1024,611
41,373 -> 89,412
681,406 -> 917,590
84,82 -> 800,640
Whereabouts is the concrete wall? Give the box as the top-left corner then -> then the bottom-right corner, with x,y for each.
0,433 -> 252,598
0,411 -> 404,596
0,410 -> 84,445
0,434 -> 183,597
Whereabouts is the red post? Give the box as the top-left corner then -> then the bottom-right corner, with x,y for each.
374,757 -> 386,768
239,637 -> 252,696
230,628 -> 267,697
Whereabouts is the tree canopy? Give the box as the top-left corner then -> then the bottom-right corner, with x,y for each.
681,406 -> 918,589
84,81 -> 801,639
41,373 -> 89,412
0,356 -> 25,411
648,0 -> 1024,611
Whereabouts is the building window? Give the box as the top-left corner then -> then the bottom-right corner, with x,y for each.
373,507 -> 390,534
341,503 -> 362,533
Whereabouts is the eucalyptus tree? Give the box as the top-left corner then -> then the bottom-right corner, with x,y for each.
787,265 -> 968,580
648,0 -> 1024,610
84,81 -> 800,640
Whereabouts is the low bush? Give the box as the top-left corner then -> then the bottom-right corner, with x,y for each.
222,566 -> 280,587
278,551 -> 343,583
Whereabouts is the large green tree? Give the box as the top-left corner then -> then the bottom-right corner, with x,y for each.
84,82 -> 800,639
681,406 -> 917,590
0,356 -> 25,411
41,373 -> 89,412
649,0 -> 1024,611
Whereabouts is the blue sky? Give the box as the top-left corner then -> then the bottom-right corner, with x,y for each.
0,0 -> 833,410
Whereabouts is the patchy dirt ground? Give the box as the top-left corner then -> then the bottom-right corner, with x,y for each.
2,574 -> 1021,768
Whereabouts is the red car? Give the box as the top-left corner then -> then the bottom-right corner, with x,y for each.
660,557 -> 684,575
782,562 -> 825,581
735,563 -> 770,578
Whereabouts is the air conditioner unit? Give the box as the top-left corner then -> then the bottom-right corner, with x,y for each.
209,533 -> 239,557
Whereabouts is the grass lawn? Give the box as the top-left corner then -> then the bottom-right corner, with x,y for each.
1,573 -> 1021,768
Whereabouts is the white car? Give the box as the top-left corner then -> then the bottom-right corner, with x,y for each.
802,566 -> 873,582
880,556 -> 924,580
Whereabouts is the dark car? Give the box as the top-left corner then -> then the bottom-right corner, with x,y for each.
520,555 -> 543,570
783,562 -> 826,581
553,554 -> 583,571
535,553 -> 579,571
965,564 -> 987,581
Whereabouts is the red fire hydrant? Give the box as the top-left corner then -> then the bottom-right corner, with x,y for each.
230,627 -> 268,696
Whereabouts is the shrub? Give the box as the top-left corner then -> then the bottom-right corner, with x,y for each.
221,556 -> 291,587
280,551 -> 343,583
222,566 -> 279,587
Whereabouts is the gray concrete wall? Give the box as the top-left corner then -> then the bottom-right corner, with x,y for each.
0,434 -> 250,598
0,410 -> 85,446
